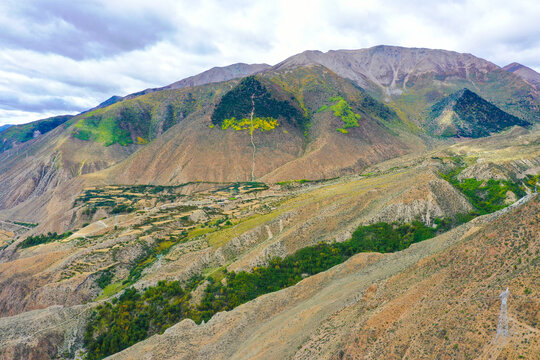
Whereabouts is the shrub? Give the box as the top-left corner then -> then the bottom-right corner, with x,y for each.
19,231 -> 73,248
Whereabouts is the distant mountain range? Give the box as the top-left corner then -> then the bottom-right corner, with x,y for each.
0,45 -> 538,232
88,63 -> 270,111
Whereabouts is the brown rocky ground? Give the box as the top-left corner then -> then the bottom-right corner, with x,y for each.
108,195 -> 539,360
0,127 -> 538,359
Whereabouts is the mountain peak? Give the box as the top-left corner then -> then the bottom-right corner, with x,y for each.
503,62 -> 540,90
503,62 -> 525,72
427,88 -> 530,138
273,46 -> 501,101
162,62 -> 271,90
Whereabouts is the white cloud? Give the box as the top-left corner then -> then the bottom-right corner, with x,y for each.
1,0 -> 539,125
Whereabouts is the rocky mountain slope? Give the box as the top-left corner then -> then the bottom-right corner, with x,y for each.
0,63 -> 415,233
0,124 -> 538,359
503,62 -> 540,90
109,195 -> 539,360
274,46 -> 540,123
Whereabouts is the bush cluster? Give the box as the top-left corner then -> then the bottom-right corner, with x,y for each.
19,231 -> 73,248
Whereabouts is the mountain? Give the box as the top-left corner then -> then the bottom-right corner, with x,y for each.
274,45 -> 540,123
0,42 -> 539,359
63,64 -> 412,191
0,44 -> 535,360
1,46 -> 539,235
160,63 -> 271,91
426,88 -> 530,137
0,126 -> 538,359
503,62 -> 540,90
0,115 -> 73,153
105,195 -> 540,360
89,95 -> 124,111
94,63 -> 272,108
0,125 -> 12,133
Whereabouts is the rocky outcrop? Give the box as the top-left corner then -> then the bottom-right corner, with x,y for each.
367,171 -> 472,225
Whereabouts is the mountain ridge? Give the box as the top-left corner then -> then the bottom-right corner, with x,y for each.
503,62 -> 540,90
0,45 -> 539,236
88,63 -> 271,111
273,45 -> 540,123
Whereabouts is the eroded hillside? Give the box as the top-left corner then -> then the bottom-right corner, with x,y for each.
0,125 -> 538,359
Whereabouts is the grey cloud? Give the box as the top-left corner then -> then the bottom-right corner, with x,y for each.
0,92 -> 86,113
0,0 -> 176,60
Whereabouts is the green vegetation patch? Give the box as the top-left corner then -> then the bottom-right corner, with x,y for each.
0,115 -> 72,152
440,160 -> 527,215
73,114 -> 133,146
428,89 -> 530,138
317,96 -> 361,133
96,269 -> 114,289
13,221 -> 38,228
111,203 -> 135,214
19,230 -> 74,248
84,278 -> 202,359
96,282 -> 126,301
221,117 -> 279,134
83,218 -> 456,359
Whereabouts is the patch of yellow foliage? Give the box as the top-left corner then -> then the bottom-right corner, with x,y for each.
136,136 -> 149,144
221,117 -> 279,134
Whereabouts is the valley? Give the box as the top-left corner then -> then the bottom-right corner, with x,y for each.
0,45 -> 538,360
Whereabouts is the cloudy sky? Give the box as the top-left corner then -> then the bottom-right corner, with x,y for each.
1,0 -> 539,125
